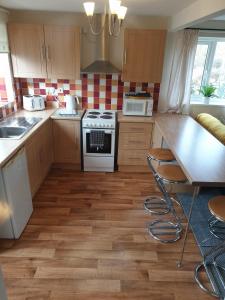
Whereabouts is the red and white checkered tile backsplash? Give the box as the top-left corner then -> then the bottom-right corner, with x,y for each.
0,74 -> 160,119
16,74 -> 160,111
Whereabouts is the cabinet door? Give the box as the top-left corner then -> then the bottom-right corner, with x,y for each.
38,120 -> 53,179
25,121 -> 53,197
8,23 -> 47,78
118,122 -> 153,167
118,149 -> 149,166
122,29 -> 166,83
53,120 -> 80,164
44,25 -> 80,79
119,123 -> 152,150
25,134 -> 41,197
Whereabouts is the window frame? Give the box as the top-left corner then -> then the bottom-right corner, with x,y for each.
0,52 -> 15,107
191,36 -> 225,105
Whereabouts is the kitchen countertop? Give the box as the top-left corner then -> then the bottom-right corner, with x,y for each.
0,108 -> 85,168
51,109 -> 85,120
117,111 -> 156,123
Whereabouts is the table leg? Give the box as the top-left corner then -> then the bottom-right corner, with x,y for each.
177,186 -> 200,268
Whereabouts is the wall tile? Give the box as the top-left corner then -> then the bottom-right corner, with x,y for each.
14,74 -> 160,111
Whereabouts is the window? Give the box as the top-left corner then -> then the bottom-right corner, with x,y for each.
0,53 -> 14,106
191,37 -> 225,103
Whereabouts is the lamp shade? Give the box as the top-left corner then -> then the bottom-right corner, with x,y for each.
109,0 -> 121,14
83,2 -> 95,16
117,5 -> 127,20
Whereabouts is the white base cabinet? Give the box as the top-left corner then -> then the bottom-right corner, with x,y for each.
0,148 -> 33,239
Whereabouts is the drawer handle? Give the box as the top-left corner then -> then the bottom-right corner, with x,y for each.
130,129 -> 145,132
128,140 -> 144,143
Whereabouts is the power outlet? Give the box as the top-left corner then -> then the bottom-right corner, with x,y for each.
57,88 -> 64,94
46,87 -> 56,95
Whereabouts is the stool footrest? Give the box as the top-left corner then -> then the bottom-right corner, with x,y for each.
148,220 -> 182,243
144,196 -> 170,215
195,263 -> 220,298
209,218 -> 225,240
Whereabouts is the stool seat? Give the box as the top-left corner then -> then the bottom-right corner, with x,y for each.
208,196 -> 225,222
157,164 -> 187,183
148,148 -> 175,162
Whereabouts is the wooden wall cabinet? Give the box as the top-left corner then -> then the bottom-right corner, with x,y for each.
122,29 -> 166,83
118,122 -> 153,171
8,24 -> 47,78
8,23 -> 80,79
25,120 -> 53,197
53,120 -> 80,165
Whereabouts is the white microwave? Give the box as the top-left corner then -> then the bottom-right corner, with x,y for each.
123,92 -> 153,116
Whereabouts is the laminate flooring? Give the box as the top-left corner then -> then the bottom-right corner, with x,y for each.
0,169 -> 214,299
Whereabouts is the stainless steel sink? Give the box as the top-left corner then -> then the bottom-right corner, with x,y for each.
0,126 -> 27,139
0,117 -> 42,139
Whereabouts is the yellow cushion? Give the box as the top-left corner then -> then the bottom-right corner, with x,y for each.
196,113 -> 225,145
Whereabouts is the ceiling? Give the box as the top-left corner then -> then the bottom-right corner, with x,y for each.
0,0 -> 198,16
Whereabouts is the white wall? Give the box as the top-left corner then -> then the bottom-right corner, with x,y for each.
190,104 -> 225,120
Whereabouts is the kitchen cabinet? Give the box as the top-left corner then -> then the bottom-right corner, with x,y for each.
8,23 -> 80,79
25,120 -> 53,197
122,29 -> 166,83
8,23 -> 47,78
0,148 -> 33,238
44,25 -> 80,79
53,120 -> 80,166
118,122 -> 153,171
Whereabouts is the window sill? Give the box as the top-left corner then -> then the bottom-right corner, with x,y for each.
190,98 -> 225,107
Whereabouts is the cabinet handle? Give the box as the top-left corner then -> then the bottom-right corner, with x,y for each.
41,45 -> 46,61
128,140 -> 142,144
46,46 -> 50,60
130,128 -> 143,132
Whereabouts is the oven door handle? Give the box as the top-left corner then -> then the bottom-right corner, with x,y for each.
85,129 -> 114,134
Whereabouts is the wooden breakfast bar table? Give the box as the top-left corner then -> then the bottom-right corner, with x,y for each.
155,114 -> 225,267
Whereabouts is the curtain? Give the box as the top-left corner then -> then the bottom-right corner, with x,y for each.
166,29 -> 199,114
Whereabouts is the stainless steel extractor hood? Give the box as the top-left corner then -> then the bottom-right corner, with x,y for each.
81,15 -> 121,74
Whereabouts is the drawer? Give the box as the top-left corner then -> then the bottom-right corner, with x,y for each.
118,149 -> 148,166
119,122 -> 152,134
119,132 -> 151,150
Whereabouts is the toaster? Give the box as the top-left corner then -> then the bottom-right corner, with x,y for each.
23,95 -> 45,111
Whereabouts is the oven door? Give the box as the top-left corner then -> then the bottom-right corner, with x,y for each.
83,128 -> 115,157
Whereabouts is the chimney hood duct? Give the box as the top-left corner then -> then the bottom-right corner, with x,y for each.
81,15 -> 121,74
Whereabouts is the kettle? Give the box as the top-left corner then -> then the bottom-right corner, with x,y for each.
65,95 -> 80,114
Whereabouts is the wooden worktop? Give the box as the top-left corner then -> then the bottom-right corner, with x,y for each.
0,109 -> 85,167
117,111 -> 155,123
155,114 -> 225,186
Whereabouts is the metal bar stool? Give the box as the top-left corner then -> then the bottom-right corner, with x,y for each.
148,164 -> 187,243
195,196 -> 225,298
144,148 -> 176,215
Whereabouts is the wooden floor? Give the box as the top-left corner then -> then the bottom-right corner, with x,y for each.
0,169 -> 214,300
